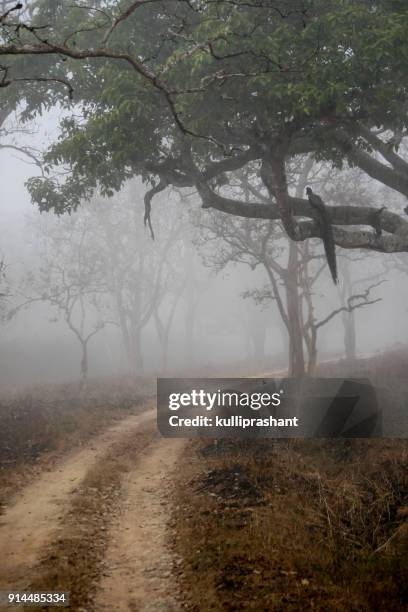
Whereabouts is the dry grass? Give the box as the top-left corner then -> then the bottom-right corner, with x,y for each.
172,351 -> 408,611
0,376 -> 154,508
173,439 -> 408,611
317,347 -> 408,380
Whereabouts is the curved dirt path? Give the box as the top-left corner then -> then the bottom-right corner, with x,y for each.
94,437 -> 185,612
0,407 -> 155,595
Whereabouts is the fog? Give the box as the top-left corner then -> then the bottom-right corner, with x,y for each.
1,111 -> 408,389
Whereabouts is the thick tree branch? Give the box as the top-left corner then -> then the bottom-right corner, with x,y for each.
196,183 -> 408,252
355,124 -> 408,174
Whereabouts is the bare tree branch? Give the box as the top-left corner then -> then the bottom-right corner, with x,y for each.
314,280 -> 385,330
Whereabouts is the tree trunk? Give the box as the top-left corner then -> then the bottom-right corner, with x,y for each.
343,309 -> 357,361
182,238 -> 198,368
264,151 -> 305,376
287,286 -> 306,377
80,340 -> 88,386
306,327 -> 318,376
154,289 -> 183,374
340,259 -> 357,361
250,325 -> 266,360
185,293 -> 196,367
125,326 -> 144,377
154,310 -> 166,372
162,336 -> 169,372
132,328 -> 144,376
155,314 -> 170,372
262,152 -> 298,240
286,241 -> 305,377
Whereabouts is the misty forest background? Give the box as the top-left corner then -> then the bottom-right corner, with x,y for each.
1,121 -> 408,386
2,132 -> 408,386
1,0 -> 408,387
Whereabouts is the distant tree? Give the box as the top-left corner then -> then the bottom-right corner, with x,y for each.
301,268 -> 384,373
0,255 -> 12,323
89,188 -> 187,375
336,252 -> 387,361
153,274 -> 185,373
152,226 -> 196,371
18,214 -> 108,384
182,239 -> 201,368
17,188 -> 191,379
240,297 -> 270,363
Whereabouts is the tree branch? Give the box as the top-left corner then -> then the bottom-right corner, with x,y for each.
314,280 -> 385,330
196,183 -> 408,252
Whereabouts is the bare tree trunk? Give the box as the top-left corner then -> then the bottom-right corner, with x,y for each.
130,327 -> 144,376
185,288 -> 196,367
263,241 -> 305,376
162,338 -> 169,372
118,317 -> 144,377
306,327 -> 318,376
80,340 -> 88,386
122,322 -> 144,377
286,241 -> 305,377
117,309 -> 132,373
344,310 -> 356,361
154,310 -> 166,372
250,324 -> 266,360
154,310 -> 170,372
244,306 -> 267,361
340,259 -> 357,361
183,239 -> 199,369
120,328 -> 135,377
154,287 -> 184,374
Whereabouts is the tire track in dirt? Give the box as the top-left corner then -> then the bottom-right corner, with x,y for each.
0,405 -> 155,596
94,437 -> 185,612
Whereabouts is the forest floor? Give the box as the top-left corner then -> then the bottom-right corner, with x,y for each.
0,352 -> 407,611
172,350 -> 408,611
173,438 -> 407,611
0,398 -> 185,611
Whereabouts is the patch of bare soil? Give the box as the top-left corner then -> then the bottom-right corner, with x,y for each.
0,407 -> 155,609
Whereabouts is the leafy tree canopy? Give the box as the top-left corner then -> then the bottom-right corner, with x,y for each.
1,0 -> 408,256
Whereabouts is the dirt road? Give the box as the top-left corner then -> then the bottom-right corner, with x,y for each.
0,403 -> 185,611
95,438 -> 184,612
